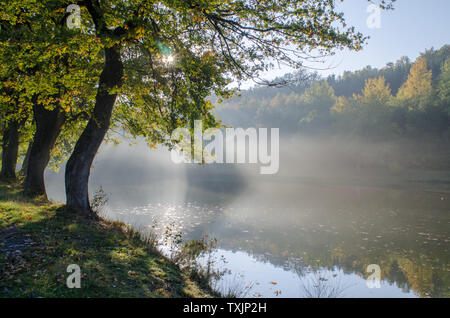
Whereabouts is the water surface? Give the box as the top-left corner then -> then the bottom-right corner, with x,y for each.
46,139 -> 450,298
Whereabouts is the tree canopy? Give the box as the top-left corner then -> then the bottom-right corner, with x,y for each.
0,0 -> 396,211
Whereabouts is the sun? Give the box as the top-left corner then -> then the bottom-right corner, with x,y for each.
163,55 -> 175,65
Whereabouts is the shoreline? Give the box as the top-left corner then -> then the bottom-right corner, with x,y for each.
0,182 -> 215,298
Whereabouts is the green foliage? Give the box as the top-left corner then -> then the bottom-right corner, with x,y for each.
327,45 -> 450,97
0,1 -> 103,173
0,2 -> 102,114
333,77 -> 397,138
0,0 -> 396,203
298,81 -> 336,132
216,44 -> 450,140
1,0 -> 395,150
422,45 -> 450,83
438,59 -> 450,115
116,42 -> 229,148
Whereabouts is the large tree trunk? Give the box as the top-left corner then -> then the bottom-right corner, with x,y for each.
65,46 -> 123,214
23,105 -> 65,198
0,120 -> 20,182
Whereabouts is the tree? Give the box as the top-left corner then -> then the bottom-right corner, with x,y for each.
421,45 -> 450,83
0,85 -> 27,181
381,56 -> 411,95
356,76 -> 396,137
437,59 -> 450,115
64,0 -> 396,214
298,81 -> 336,133
397,57 -> 434,112
0,18 -> 34,182
2,0 -> 395,213
327,56 -> 412,97
429,58 -> 450,136
218,44 -> 447,140
0,2 -> 101,196
361,76 -> 393,106
0,112 -> 27,181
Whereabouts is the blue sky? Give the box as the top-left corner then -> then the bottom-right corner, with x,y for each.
251,0 -> 450,86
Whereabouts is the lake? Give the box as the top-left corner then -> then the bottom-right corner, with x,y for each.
46,137 -> 450,298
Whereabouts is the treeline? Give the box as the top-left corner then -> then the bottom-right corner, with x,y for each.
215,45 -> 450,140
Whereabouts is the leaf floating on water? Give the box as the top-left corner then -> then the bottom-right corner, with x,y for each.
270,281 -> 277,285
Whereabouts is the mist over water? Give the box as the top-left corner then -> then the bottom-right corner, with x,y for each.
45,134 -> 450,298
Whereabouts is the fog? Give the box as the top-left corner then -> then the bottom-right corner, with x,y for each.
43,125 -> 450,298
46,132 -> 449,202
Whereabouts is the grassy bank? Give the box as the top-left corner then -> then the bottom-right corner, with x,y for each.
0,182 -> 213,298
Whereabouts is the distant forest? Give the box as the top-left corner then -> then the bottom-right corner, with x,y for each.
215,45 -> 450,141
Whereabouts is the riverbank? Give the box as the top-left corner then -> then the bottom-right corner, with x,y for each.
0,182 -> 213,298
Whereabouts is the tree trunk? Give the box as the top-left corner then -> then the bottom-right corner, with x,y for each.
19,141 -> 32,176
23,105 -> 65,198
65,46 -> 123,214
0,120 -> 20,182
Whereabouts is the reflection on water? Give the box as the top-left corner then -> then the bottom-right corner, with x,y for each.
101,183 -> 449,298
46,140 -> 450,298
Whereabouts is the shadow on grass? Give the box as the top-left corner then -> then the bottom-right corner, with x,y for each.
0,185 -> 212,298
0,181 -> 48,205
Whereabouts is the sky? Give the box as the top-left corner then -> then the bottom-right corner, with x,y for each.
248,0 -> 450,87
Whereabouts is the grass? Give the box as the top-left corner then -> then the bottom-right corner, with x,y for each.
0,182 -> 214,298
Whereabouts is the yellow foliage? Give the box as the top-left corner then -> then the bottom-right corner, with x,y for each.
361,76 -> 392,105
397,57 -> 433,111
